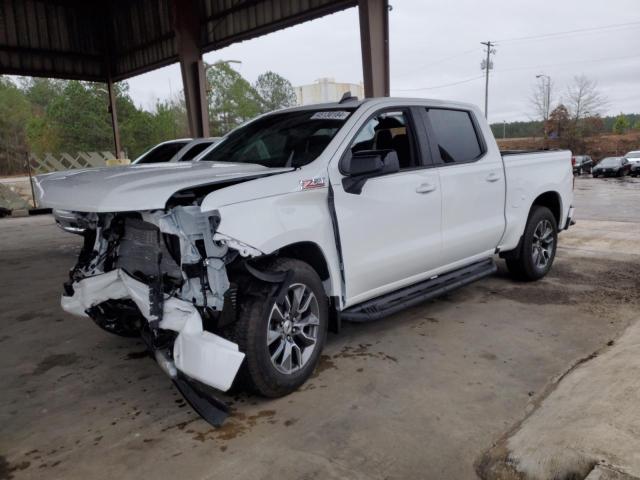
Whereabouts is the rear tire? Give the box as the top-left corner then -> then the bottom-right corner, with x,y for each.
231,258 -> 328,397
505,206 -> 558,281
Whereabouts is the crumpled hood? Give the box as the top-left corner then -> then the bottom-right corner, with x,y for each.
35,162 -> 291,212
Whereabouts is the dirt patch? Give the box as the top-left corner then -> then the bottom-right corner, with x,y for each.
0,455 -> 31,480
482,257 -> 640,317
125,351 -> 149,360
31,353 -> 79,376
311,354 -> 337,378
333,344 -> 398,363
190,409 -> 277,443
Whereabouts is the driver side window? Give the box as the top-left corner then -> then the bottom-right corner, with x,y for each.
351,111 -> 416,170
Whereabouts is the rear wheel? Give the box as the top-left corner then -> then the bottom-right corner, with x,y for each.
231,258 -> 328,397
505,206 -> 558,281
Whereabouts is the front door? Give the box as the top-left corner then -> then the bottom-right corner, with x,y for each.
331,109 -> 442,307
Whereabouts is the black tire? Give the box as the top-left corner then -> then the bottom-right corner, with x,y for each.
505,206 -> 558,281
231,257 -> 328,397
577,167 -> 582,175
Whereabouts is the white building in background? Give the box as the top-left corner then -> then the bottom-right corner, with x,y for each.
295,78 -> 365,105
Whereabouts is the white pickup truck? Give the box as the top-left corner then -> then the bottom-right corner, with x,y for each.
36,97 -> 574,424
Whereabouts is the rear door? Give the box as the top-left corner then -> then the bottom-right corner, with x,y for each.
420,107 -> 505,267
331,107 -> 442,306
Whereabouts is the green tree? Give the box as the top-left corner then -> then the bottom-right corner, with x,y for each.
206,62 -> 262,136
254,71 -> 297,113
0,77 -> 31,174
612,114 -> 630,134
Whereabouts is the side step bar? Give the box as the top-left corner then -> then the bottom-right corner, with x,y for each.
342,259 -> 497,322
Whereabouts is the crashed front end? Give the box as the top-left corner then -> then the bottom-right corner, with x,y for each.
57,206 -> 257,421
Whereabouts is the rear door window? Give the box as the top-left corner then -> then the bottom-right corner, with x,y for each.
425,109 -> 483,164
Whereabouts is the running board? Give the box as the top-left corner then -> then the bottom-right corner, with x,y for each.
342,259 -> 497,322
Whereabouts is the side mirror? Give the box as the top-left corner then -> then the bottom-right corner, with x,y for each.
341,150 -> 400,194
342,150 -> 384,176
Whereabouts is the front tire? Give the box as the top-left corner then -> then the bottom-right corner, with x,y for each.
232,258 -> 328,397
505,206 -> 558,281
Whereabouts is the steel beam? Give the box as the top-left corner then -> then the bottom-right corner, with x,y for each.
358,0 -> 390,98
172,0 -> 210,138
107,76 -> 123,159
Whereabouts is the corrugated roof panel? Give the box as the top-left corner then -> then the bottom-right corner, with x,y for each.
200,0 -> 355,52
0,0 -> 356,81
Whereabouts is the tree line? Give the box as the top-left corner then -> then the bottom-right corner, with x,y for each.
490,75 -> 640,148
0,62 -> 296,176
491,113 -> 640,140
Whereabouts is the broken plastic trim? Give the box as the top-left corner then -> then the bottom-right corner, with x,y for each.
173,375 -> 230,427
244,261 -> 295,306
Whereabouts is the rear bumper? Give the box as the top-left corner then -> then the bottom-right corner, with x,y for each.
61,269 -> 245,392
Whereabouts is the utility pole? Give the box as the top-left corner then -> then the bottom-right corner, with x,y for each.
480,41 -> 496,119
503,120 -> 506,139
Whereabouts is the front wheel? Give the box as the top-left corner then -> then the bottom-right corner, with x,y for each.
231,258 -> 328,397
505,206 -> 558,281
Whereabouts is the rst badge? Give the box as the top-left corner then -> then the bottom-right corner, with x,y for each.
299,177 -> 327,190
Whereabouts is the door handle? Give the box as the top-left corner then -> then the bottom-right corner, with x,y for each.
416,182 -> 437,194
486,172 -> 501,182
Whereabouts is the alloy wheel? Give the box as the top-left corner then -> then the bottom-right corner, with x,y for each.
267,283 -> 320,374
531,219 -> 555,269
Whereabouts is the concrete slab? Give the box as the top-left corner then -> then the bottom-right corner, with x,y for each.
1,177 -> 639,479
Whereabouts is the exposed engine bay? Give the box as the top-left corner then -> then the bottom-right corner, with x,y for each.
57,204 -> 266,423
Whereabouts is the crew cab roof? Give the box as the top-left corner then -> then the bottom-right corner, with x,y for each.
276,96 -> 481,114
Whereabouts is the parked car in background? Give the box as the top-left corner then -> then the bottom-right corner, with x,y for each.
572,155 -> 593,175
624,151 -> 640,177
592,157 -> 631,177
132,139 -> 191,164
133,138 -> 220,164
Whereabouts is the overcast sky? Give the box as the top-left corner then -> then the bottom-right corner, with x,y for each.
127,0 -> 640,123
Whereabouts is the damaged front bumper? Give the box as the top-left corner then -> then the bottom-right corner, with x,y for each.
62,268 -> 245,392
59,205 -> 264,424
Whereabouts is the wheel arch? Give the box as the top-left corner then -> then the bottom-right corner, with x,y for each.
275,241 -> 331,284
530,190 -> 562,228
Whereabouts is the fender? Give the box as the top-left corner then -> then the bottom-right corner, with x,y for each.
205,188 -> 342,299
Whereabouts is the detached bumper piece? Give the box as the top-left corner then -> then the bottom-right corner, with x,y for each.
62,269 -> 245,426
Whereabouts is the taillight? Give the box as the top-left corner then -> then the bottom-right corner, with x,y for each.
571,156 -> 576,166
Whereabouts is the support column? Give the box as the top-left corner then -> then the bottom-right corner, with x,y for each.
107,76 -> 123,158
172,0 -> 209,138
358,0 -> 390,98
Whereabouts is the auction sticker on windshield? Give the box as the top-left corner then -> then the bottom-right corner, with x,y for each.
310,111 -> 351,120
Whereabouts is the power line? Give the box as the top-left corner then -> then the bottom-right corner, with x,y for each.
493,53 -> 640,74
495,20 -> 640,44
392,52 -> 640,94
393,74 -> 485,92
398,48 -> 480,77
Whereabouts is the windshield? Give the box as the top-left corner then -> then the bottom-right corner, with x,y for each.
599,157 -> 621,167
199,109 -> 355,168
625,152 -> 640,159
135,141 -> 189,164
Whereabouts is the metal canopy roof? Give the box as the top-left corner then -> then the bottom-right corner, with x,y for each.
0,0 -> 357,82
